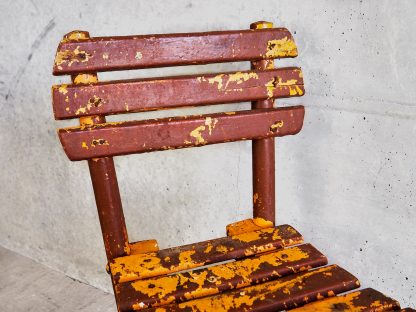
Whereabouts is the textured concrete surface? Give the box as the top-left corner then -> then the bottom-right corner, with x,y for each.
0,245 -> 114,311
0,0 -> 415,307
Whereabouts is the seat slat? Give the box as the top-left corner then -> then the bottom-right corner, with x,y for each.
110,224 -> 303,284
146,265 -> 360,312
52,67 -> 304,120
290,288 -> 401,311
53,28 -> 297,75
115,244 -> 327,311
59,106 -> 305,161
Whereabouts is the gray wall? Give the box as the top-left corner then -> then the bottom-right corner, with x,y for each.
1,0 -> 415,306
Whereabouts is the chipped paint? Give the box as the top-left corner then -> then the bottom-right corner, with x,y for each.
73,74 -> 98,84
153,265 -> 355,312
190,125 -> 207,145
215,245 -> 229,254
58,84 -> 68,95
91,138 -> 109,147
270,120 -> 284,132
130,240 -> 159,255
178,250 -> 197,265
61,31 -> 89,43
266,76 -> 302,98
75,106 -> 87,115
289,85 -> 304,96
266,60 -> 275,69
135,51 -> 143,60
109,225 -> 302,284
131,275 -> 179,301
232,227 -> 276,243
207,74 -> 224,90
253,192 -> 259,204
119,245 -> 319,310
226,218 -> 273,236
204,243 -> 213,254
207,72 -> 259,91
265,37 -> 298,58
111,252 -> 162,283
253,21 -> 274,29
204,117 -> 218,135
290,289 -> 395,312
81,141 -> 89,150
224,71 -> 259,89
188,117 -> 218,145
265,77 -> 277,98
79,116 -> 95,128
124,243 -> 132,255
55,45 -> 92,69
75,95 -> 103,115
252,217 -> 273,228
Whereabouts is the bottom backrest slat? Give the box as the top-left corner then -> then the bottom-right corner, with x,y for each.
59,106 -> 305,161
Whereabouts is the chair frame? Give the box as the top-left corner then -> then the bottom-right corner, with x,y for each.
54,21 -> 297,263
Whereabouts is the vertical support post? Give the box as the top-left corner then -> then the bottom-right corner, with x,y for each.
250,21 -> 276,224
67,31 -> 130,262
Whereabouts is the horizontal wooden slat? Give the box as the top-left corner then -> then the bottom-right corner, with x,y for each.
146,265 -> 360,312
115,244 -> 327,311
58,106 -> 304,161
109,224 -> 303,284
53,28 -> 297,75
290,288 -> 400,312
52,67 -> 304,119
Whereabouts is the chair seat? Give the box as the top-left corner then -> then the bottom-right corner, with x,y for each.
109,224 -> 406,311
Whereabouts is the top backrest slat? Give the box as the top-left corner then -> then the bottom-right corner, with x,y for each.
53,28 -> 297,75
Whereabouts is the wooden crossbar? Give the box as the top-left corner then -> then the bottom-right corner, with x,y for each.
53,28 -> 297,75
52,67 -> 304,119
58,106 -> 305,161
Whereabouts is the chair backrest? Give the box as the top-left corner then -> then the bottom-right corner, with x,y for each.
51,21 -> 305,262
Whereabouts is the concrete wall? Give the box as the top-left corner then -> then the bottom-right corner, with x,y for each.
1,0 -> 415,306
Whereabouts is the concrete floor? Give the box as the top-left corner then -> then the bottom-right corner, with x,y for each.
0,245 -> 115,312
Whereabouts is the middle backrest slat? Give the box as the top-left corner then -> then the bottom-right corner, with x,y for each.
58,106 -> 305,161
52,67 -> 303,120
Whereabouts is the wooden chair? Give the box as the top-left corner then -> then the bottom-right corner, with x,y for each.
51,21 -> 413,312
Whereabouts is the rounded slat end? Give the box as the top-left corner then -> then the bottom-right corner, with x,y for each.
250,21 -> 274,30
63,30 -> 90,41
